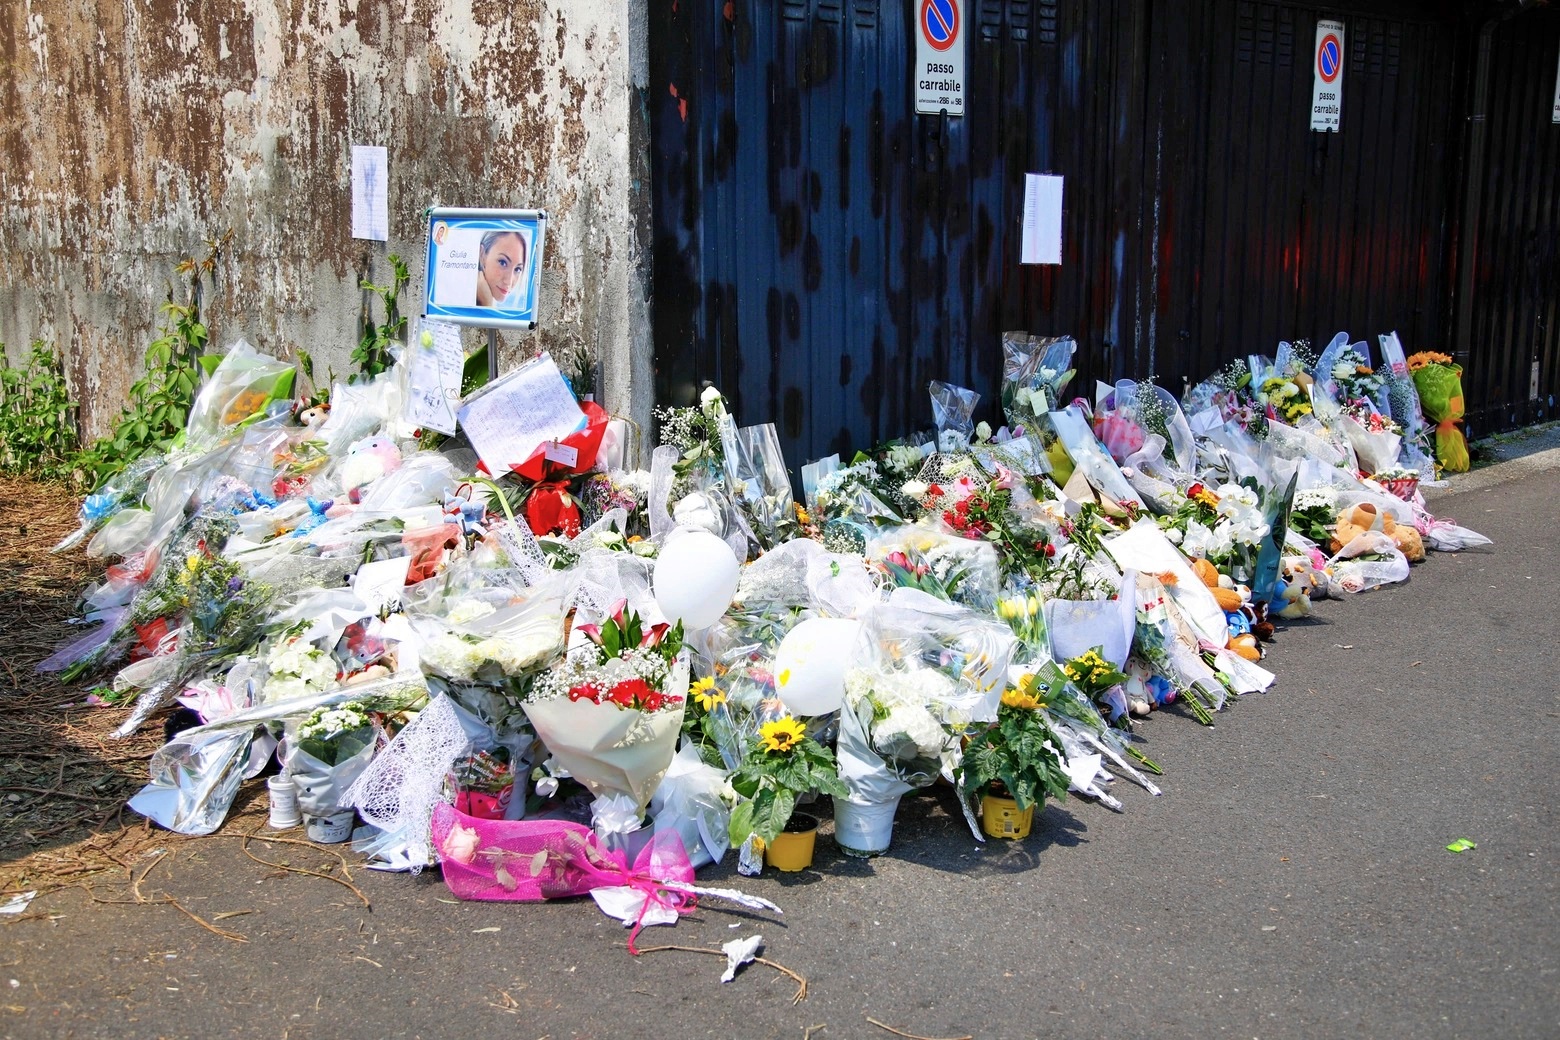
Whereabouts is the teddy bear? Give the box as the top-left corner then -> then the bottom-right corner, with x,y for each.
1190,558 -> 1262,661
1329,502 -> 1424,562
1273,555 -> 1317,619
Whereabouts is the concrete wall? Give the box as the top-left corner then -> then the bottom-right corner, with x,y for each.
0,0 -> 653,450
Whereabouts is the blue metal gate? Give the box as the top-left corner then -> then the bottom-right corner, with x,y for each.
649,0 -> 1550,468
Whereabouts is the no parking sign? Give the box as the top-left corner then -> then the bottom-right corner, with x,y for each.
914,0 -> 964,116
1310,19 -> 1344,132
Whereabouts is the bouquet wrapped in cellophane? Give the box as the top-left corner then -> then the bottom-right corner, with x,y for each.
522,601 -> 688,830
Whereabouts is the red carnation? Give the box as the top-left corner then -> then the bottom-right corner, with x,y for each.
607,678 -> 653,709
568,682 -> 603,703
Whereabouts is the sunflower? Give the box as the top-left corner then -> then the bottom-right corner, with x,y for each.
759,716 -> 807,754
691,676 -> 725,712
1406,350 -> 1454,371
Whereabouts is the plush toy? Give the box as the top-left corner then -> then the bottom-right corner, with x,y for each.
1123,657 -> 1155,717
1329,502 -> 1424,563
443,490 -> 488,540
1273,556 -> 1316,619
1191,558 -> 1263,661
339,435 -> 403,492
296,401 -> 330,429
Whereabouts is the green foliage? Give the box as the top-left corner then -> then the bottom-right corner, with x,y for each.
353,255 -> 409,382
75,236 -> 228,490
0,341 -> 79,482
958,700 -> 1071,811
727,723 -> 849,846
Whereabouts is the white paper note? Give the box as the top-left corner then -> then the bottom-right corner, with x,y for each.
1021,173 -> 1064,265
351,556 -> 412,614
351,145 -> 389,241
457,353 -> 587,474
404,319 -> 465,435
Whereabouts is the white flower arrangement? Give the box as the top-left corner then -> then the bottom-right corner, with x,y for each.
844,666 -> 961,763
1293,486 -> 1339,512
420,624 -> 561,683
264,635 -> 338,701
297,703 -> 371,744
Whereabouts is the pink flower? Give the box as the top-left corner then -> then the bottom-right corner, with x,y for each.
576,623 -> 603,645
442,822 -> 481,865
643,622 -> 671,648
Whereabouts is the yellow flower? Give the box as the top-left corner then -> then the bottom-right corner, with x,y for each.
1002,686 -> 1041,711
1191,486 -> 1220,509
759,716 -> 807,754
691,676 -> 725,712
795,504 -> 812,525
1004,674 -> 1049,711
1406,350 -> 1454,371
184,553 -> 201,572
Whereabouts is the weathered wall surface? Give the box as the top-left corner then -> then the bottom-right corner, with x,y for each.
0,0 -> 653,446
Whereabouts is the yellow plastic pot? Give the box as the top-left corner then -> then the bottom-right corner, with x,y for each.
763,813 -> 818,872
981,792 -> 1034,840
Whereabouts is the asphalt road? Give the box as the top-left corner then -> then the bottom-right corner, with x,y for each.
3,461 -> 1556,1040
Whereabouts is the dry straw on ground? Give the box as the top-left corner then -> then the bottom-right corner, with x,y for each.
0,475 -> 187,896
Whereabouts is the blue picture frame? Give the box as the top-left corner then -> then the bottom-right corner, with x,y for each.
423,207 -> 547,330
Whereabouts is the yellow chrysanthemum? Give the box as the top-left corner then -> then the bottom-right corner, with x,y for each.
1191,486 -> 1220,509
691,677 -> 725,712
759,716 -> 807,754
795,504 -> 812,525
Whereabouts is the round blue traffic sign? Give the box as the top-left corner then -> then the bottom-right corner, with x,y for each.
921,0 -> 959,52
1318,34 -> 1341,82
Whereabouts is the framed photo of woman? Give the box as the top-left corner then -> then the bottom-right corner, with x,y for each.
424,207 -> 547,330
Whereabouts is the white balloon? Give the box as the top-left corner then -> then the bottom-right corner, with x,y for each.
653,529 -> 740,630
774,617 -> 861,716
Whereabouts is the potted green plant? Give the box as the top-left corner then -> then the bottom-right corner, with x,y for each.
958,677 -> 1071,839
728,715 -> 849,872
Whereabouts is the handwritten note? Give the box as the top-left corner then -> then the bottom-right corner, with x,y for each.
457,353 -> 586,474
1021,174 -> 1064,265
542,442 -> 580,468
351,145 -> 389,241
404,319 -> 465,435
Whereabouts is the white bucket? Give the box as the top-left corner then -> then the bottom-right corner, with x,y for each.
266,777 -> 301,829
304,809 -> 355,844
832,795 -> 901,858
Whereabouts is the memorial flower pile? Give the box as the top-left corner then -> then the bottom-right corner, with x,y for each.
41,324 -> 1492,946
